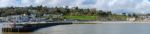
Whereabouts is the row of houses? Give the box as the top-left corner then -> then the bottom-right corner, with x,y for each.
127,14 -> 150,21
0,14 -> 63,23
0,14 -> 44,22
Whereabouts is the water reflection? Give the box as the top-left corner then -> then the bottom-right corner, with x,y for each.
33,24 -> 97,34
3,24 -> 150,34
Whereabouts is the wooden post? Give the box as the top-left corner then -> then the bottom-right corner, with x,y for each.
0,23 -> 2,34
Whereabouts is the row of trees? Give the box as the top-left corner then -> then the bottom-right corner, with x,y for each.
0,5 -> 138,18
0,6 -> 112,17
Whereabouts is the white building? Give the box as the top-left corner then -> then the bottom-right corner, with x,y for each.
127,17 -> 136,21
136,14 -> 150,21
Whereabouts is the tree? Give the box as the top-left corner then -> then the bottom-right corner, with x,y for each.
132,13 -> 138,18
63,6 -> 70,15
122,13 -> 126,16
107,11 -> 112,16
127,14 -> 132,17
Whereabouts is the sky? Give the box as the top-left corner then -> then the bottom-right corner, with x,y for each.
0,0 -> 150,14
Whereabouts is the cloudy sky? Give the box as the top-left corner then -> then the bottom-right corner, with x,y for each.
0,0 -> 150,14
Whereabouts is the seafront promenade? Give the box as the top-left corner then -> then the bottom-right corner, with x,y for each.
77,21 -> 150,24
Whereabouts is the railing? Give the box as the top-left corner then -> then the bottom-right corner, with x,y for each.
2,23 -> 14,28
1,21 -> 72,28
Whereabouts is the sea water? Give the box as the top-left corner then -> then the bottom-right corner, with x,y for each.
3,23 -> 150,34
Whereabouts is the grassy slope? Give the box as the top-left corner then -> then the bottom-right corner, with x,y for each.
110,15 -> 128,20
64,15 -> 128,21
64,16 -> 97,20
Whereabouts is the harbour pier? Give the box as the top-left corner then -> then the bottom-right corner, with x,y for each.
1,22 -> 73,32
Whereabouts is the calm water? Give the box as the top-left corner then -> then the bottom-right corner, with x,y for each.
2,23 -> 150,34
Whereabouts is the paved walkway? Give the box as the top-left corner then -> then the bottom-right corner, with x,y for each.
79,21 -> 150,23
